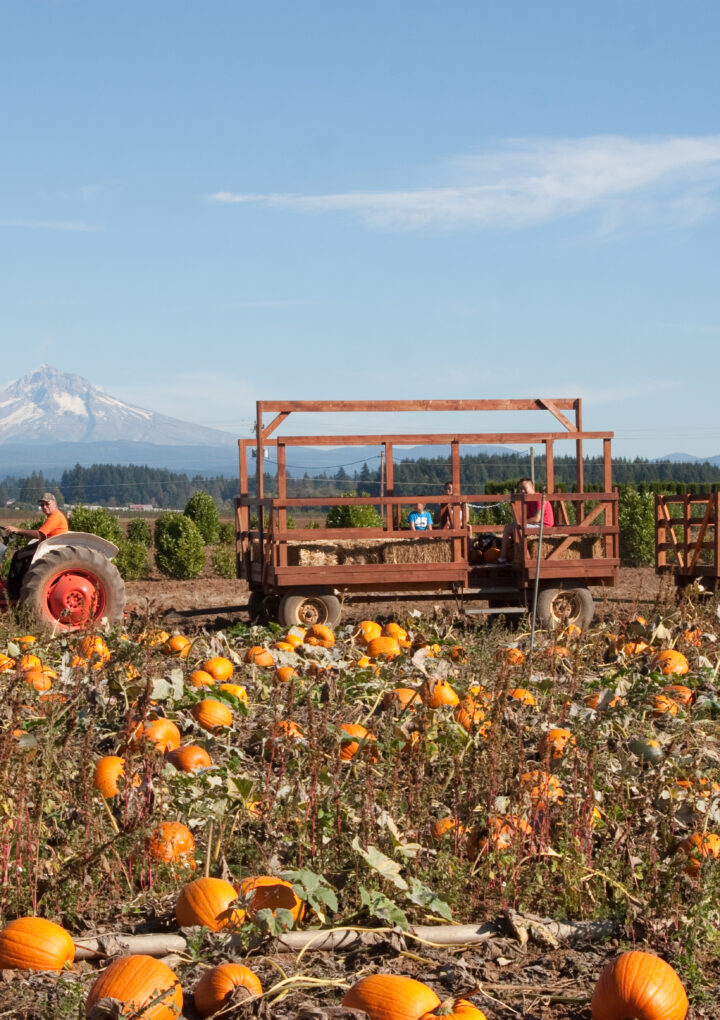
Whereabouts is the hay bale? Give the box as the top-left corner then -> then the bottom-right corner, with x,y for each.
338,539 -> 385,565
287,541 -> 340,566
383,538 -> 453,564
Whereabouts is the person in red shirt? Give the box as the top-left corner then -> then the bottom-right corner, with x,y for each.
2,493 -> 69,599
498,478 -> 554,563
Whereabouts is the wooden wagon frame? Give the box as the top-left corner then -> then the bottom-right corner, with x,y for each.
656,492 -> 720,589
235,399 -> 619,628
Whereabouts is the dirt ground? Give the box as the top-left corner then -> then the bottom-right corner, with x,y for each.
125,566 -> 673,631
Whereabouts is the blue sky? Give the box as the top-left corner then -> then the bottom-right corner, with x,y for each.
3,1 -> 720,459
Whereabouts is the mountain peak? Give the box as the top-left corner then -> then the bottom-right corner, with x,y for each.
0,366 -> 236,447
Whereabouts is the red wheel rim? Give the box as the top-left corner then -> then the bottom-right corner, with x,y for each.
42,570 -> 106,628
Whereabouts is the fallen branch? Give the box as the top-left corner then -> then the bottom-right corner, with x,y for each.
73,933 -> 187,961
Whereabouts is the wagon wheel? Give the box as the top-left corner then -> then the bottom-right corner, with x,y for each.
535,585 -> 594,632
19,546 -> 125,633
278,592 -> 342,628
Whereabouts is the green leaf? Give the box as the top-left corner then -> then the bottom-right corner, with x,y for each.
359,886 -> 409,929
254,907 -> 295,934
352,838 -> 408,890
406,877 -> 453,921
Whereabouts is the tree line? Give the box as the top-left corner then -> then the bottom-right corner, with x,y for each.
1,453 -> 720,512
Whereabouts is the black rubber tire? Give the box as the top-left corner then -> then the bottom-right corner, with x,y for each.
19,546 -> 125,632
277,592 -> 342,628
246,590 -> 278,624
534,585 -> 594,631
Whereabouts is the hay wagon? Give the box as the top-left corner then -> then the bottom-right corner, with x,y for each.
655,492 -> 720,590
235,399 -> 619,629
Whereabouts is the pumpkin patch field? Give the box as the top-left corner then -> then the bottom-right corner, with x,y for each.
0,590 -> 719,1018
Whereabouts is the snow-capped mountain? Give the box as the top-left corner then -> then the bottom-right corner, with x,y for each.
0,366 -> 237,447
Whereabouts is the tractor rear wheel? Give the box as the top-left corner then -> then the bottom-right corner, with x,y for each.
20,546 -> 125,632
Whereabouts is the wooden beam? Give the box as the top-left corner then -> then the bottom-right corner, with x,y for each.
256,398 -> 580,413
262,411 -> 290,439
275,431 -> 612,446
537,398 -> 577,432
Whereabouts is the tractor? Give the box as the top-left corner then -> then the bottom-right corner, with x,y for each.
0,531 -> 126,632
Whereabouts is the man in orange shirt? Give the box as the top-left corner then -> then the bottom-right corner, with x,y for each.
4,492 -> 69,543
2,493 -> 69,599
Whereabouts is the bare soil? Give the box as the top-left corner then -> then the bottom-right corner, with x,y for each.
125,566 -> 673,631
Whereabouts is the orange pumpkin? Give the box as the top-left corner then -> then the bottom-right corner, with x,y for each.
239,875 -> 304,925
507,687 -> 536,707
366,635 -> 401,659
135,718 -> 182,753
245,645 -> 274,667
454,696 -> 489,734
175,877 -> 243,930
166,744 -> 212,773
622,640 -> 650,656
148,821 -> 196,869
0,653 -> 16,672
652,649 -> 690,676
678,832 -> 720,876
23,666 -> 57,692
192,698 -> 233,731
218,682 -> 247,701
17,653 -> 42,672
93,755 -> 140,798
420,678 -> 459,709
339,723 -> 378,762
383,622 -> 411,647
681,628 -> 703,647
274,666 -> 298,683
651,694 -> 679,718
355,620 -> 383,645
590,950 -> 688,1020
497,646 -> 524,665
194,963 -> 263,1018
162,634 -> 191,659
85,954 -> 182,1020
539,727 -> 575,759
420,1000 -> 488,1020
342,974 -> 440,1020
0,916 -> 74,972
76,635 -> 111,662
202,656 -> 234,682
382,687 -> 421,712
188,669 -> 216,688
663,684 -> 694,707
305,624 -> 335,648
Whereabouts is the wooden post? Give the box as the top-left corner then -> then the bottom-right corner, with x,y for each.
575,399 -> 584,493
451,440 -> 461,562
277,442 -> 287,568
603,439 -> 612,494
714,493 -> 720,579
384,442 -> 394,530
545,440 -> 554,494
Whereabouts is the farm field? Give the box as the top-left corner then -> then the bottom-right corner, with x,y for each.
0,570 -> 718,1019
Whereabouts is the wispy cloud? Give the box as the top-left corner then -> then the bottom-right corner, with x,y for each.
0,219 -> 101,232
210,135 -> 720,231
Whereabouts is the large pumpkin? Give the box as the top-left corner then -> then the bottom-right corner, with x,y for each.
651,649 -> 689,676
245,645 -> 275,667
0,916 -> 74,972
85,954 -> 182,1020
135,718 -> 182,753
202,656 -> 234,682
148,821 -> 196,869
194,963 -> 263,1017
591,951 -> 688,1020
192,698 -> 233,731
175,877 -> 242,931
93,756 -> 127,798
343,974 -> 441,1020
366,636 -> 401,659
339,723 -> 378,762
166,744 -> 212,773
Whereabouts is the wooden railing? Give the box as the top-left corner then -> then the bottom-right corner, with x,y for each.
656,494 -> 720,576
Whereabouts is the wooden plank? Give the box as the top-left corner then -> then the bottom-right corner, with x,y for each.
575,399 -> 584,493
261,411 -> 290,439
603,438 -> 612,493
537,398 -> 577,432
659,501 -> 685,568
543,501 -> 610,559
277,431 -> 612,446
257,398 -> 580,413
271,564 -> 469,585
277,443 -> 287,568
384,442 -> 395,529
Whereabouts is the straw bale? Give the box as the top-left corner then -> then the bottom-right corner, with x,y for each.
383,538 -> 453,564
287,541 -> 340,567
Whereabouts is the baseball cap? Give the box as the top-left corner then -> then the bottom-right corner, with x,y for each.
39,492 -> 57,504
